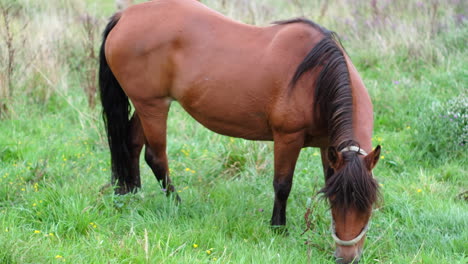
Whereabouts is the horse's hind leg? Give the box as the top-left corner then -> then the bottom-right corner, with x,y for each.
126,113 -> 145,190
144,145 -> 179,201
134,98 -> 180,201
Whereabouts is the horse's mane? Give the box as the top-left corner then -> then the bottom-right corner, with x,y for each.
322,144 -> 379,212
275,18 -> 352,149
276,18 -> 378,211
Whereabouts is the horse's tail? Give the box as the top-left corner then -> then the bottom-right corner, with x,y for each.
99,13 -> 131,194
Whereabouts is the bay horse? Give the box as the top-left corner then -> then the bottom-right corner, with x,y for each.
99,0 -> 381,263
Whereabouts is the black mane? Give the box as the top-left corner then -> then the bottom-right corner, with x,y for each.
280,18 -> 379,211
322,148 -> 379,212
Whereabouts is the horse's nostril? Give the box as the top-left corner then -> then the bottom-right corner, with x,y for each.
335,257 -> 360,264
335,247 -> 361,264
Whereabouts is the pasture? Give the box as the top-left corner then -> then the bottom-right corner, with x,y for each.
0,0 -> 466,263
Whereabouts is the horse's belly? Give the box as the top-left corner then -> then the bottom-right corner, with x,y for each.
177,97 -> 273,141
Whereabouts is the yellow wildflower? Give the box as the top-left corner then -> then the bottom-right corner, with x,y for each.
193,244 -> 198,248
34,230 -> 41,234
380,155 -> 385,159
417,189 -> 422,193
55,255 -> 63,259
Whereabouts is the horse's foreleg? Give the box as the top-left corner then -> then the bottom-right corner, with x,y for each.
134,99 -> 180,201
320,147 -> 333,180
270,131 -> 304,226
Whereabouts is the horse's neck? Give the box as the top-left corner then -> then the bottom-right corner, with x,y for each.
346,57 -> 374,153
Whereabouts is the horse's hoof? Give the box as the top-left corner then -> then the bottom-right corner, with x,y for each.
270,225 -> 289,235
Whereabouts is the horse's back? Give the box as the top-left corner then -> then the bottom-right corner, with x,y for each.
105,0 -> 327,141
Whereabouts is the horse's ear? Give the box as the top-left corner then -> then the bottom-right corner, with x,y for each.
327,146 -> 342,169
364,145 -> 381,170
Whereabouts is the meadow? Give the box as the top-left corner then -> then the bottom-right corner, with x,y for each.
0,0 -> 466,263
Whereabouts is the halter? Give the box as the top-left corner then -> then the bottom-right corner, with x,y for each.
331,219 -> 369,246
329,145 -> 369,246
340,145 -> 368,156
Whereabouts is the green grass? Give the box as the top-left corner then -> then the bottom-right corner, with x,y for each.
0,0 -> 467,263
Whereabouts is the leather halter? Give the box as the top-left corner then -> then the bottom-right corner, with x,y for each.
340,145 -> 368,156
331,220 -> 369,246
330,145 -> 370,246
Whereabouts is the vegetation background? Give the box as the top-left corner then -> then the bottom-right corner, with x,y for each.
0,0 -> 466,263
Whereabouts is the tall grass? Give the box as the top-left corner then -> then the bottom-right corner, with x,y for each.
0,0 -> 466,263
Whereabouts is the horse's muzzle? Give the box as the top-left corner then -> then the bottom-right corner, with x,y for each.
334,246 -> 362,264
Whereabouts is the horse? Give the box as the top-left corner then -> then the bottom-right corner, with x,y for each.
98,0 -> 381,263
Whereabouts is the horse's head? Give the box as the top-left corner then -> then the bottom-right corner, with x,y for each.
322,145 -> 381,264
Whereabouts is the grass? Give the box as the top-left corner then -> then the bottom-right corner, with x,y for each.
0,0 -> 467,263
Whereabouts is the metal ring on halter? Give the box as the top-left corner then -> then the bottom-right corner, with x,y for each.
331,219 -> 370,246
340,146 -> 368,156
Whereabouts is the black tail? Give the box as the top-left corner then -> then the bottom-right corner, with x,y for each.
99,13 -> 132,194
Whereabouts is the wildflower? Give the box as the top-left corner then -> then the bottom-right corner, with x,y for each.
206,250 -> 212,255
5,228 -> 8,232
21,188 -> 25,191
184,168 -> 195,173
379,183 -> 384,187
32,203 -> 37,207
48,233 -> 55,237
313,152 -> 319,156
212,257 -> 218,261
417,189 -> 422,193
380,155 -> 385,159
193,244 -> 198,248
89,222 -> 97,228
34,230 -> 41,234
55,255 -> 63,259
406,126 -> 411,129
63,158 -> 67,161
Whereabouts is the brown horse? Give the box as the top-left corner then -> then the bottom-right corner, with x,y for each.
99,0 -> 381,263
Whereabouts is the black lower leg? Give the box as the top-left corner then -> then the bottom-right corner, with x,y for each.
271,178 -> 292,226
144,145 -> 180,202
